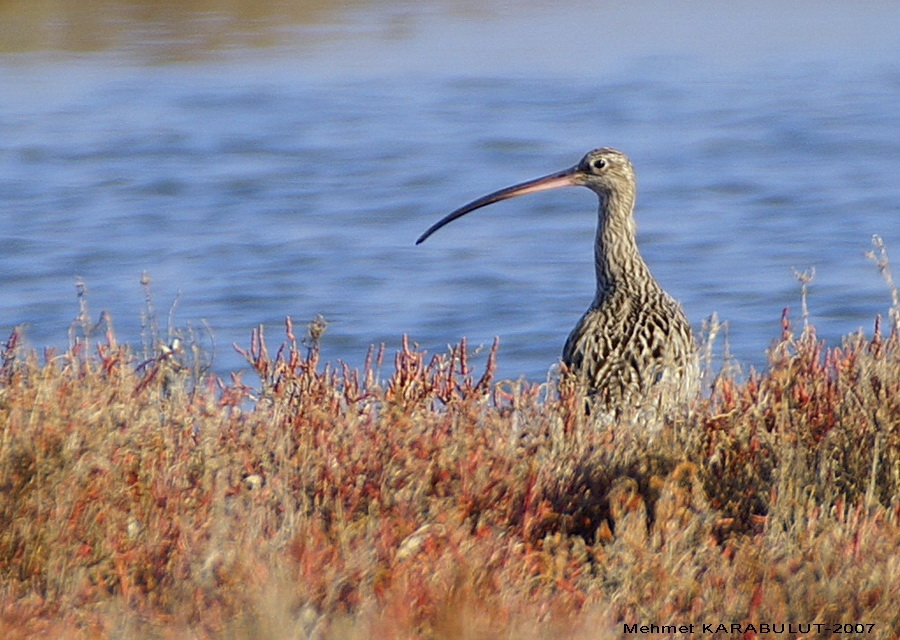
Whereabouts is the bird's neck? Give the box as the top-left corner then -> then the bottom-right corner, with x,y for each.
593,196 -> 653,299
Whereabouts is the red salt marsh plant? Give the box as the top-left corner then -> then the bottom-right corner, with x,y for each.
1,301 -> 899,638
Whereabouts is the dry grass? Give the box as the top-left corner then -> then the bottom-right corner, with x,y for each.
1,298 -> 900,638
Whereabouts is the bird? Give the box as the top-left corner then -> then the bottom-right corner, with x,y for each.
416,148 -> 698,412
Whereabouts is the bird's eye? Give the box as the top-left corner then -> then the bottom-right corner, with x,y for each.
590,158 -> 607,172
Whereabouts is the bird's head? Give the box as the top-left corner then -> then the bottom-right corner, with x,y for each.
574,148 -> 635,200
416,147 -> 635,244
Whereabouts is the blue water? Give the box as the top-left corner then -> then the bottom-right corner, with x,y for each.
2,2 -> 900,383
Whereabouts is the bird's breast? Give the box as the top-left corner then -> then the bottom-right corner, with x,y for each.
562,288 -> 697,407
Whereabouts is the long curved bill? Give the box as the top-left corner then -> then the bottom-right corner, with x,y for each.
416,166 -> 581,245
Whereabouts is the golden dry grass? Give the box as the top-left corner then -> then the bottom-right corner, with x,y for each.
1,305 -> 899,639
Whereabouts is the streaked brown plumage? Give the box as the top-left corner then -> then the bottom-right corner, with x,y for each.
417,148 -> 698,410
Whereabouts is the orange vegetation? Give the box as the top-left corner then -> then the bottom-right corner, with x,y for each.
1,310 -> 899,639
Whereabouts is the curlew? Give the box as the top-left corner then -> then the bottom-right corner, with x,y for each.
417,148 -> 698,411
